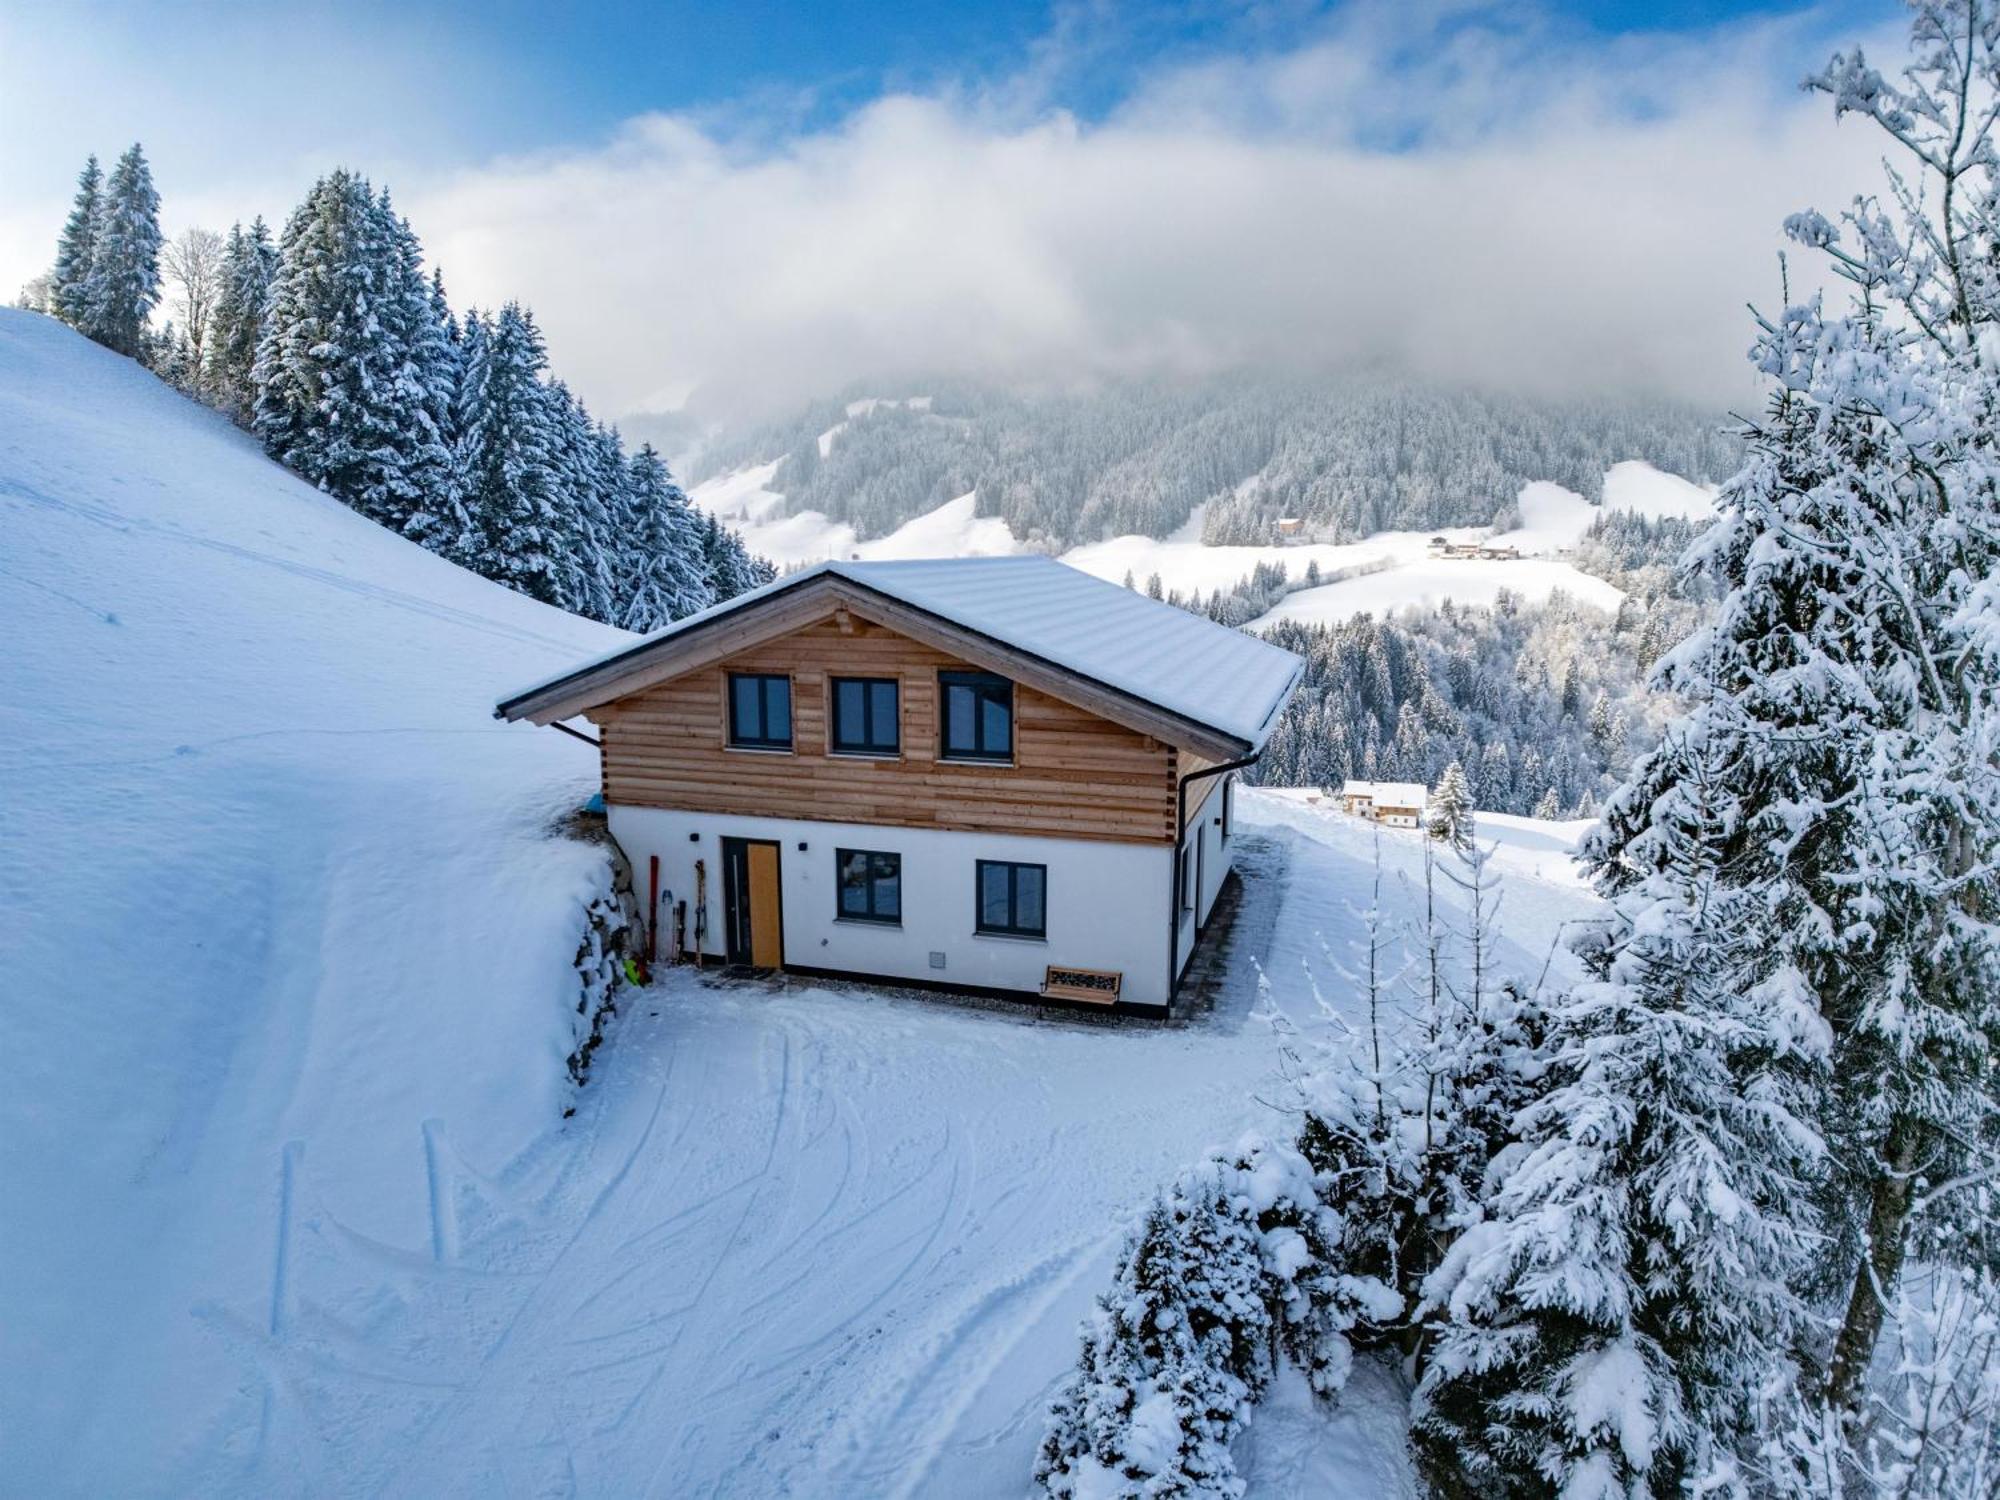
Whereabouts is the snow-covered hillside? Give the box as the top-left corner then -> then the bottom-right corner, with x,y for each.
3,313 -> 1604,1495
0,310 -> 625,1489
694,455 -> 1708,624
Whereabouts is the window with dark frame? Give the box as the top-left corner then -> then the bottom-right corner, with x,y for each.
1181,841 -> 1196,911
830,677 -> 900,756
727,672 -> 792,750
976,859 -> 1046,938
939,670 -> 1013,762
1222,775 -> 1234,841
836,849 -> 901,924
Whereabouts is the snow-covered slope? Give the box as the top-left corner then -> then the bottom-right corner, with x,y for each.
697,458 -> 1702,623
693,463 -> 1015,568
3,314 -> 1605,1495
0,311 -> 625,1490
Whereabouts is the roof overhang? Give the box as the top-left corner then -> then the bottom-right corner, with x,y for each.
497,570 -> 1280,761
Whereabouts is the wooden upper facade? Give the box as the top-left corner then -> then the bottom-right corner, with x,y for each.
596,609 -> 1186,844
499,559 -> 1304,847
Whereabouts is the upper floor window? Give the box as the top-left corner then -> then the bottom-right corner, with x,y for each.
939,670 -> 1013,763
727,672 -> 792,750
976,859 -> 1046,939
831,677 -> 900,756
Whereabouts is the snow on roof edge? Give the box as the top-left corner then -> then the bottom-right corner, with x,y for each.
499,557 -> 1304,752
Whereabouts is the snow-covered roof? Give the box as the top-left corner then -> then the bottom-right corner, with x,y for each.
1341,780 -> 1428,807
500,556 -> 1305,754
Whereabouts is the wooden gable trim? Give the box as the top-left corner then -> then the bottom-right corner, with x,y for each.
499,573 -> 1251,760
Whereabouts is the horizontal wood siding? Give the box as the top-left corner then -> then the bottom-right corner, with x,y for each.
596,613 -> 1179,844
1176,749 -> 1225,830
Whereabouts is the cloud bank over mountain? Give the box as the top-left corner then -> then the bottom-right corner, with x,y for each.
5,3 -> 1894,422
405,5 -> 1889,421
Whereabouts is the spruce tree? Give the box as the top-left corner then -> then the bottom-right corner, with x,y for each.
1418,719 -> 1828,1495
50,155 -> 101,328
206,218 -> 278,424
253,173 -> 454,532
374,192 -> 458,534
454,303 -> 565,605
1593,0 -> 2000,1445
619,443 -> 712,631
540,381 -> 614,620
1427,761 -> 1474,853
79,144 -> 161,357
1037,1137 -> 1366,1499
404,267 -> 472,559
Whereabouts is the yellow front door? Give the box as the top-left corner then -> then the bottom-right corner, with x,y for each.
746,842 -> 782,968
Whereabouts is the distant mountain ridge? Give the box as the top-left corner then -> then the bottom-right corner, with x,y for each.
685,373 -> 1740,549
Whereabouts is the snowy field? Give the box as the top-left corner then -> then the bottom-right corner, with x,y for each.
693,445 -> 1710,626
142,795 -> 1596,1498
3,316 -> 1604,1495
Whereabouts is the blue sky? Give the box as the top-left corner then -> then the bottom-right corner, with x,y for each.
4,1 -> 1880,166
1,1 -> 1901,416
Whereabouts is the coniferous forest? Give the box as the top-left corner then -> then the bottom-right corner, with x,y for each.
695,375 -> 1741,547
23,154 -> 770,630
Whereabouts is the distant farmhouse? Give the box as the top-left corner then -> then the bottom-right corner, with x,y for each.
500,557 -> 1304,1015
1340,779 -> 1428,829
1427,535 -> 1522,561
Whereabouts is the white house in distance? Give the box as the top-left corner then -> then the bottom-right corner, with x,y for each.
498,557 -> 1304,1016
1340,779 -> 1428,828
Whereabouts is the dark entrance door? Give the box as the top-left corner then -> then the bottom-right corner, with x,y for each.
721,837 -> 783,967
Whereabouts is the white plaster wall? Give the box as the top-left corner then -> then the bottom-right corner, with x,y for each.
608,804 -> 1177,1006
1173,774 -> 1236,979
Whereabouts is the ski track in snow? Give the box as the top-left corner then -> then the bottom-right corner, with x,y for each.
183,801 -> 1594,1499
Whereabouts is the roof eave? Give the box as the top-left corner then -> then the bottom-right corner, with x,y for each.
495,568 -> 1297,761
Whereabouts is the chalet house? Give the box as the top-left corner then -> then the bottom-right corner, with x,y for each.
498,557 -> 1304,1015
1340,779 -> 1427,829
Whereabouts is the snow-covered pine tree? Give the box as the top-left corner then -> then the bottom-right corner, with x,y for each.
695,509 -> 774,602
1579,0 -> 2000,1454
204,218 -> 278,425
50,154 -> 101,329
373,192 -> 458,535
253,174 -> 456,533
618,442 -> 712,631
1417,713 -> 1828,1496
542,381 -> 614,620
454,302 -> 566,605
1428,761 -> 1474,853
404,269 -> 475,562
252,173 -> 368,490
1036,1135 -> 1367,1500
1531,786 -> 1560,821
78,143 -> 161,358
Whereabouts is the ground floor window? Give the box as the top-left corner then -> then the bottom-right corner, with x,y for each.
976,859 -> 1046,938
836,848 -> 901,924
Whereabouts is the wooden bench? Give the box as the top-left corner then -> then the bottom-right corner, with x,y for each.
1041,965 -> 1122,1005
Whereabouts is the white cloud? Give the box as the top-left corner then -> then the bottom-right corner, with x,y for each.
5,3 -> 1901,424
406,5 -> 1893,422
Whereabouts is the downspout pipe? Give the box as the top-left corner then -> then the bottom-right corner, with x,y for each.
1167,749 -> 1262,1004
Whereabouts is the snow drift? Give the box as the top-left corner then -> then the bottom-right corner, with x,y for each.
0,310 -> 624,1489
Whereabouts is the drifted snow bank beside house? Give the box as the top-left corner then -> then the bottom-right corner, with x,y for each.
0,309 -> 634,1489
